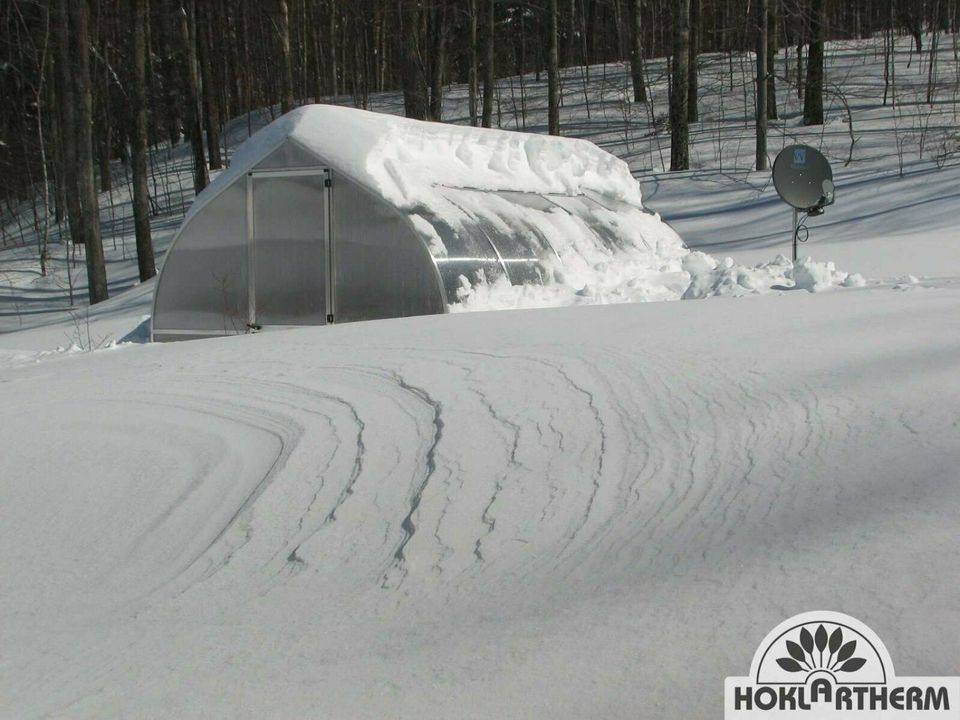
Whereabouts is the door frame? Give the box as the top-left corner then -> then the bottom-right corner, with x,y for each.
245,166 -> 333,330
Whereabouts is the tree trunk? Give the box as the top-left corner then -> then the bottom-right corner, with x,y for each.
329,0 -> 338,98
56,0 -> 83,249
180,2 -> 208,192
159,9 -> 182,147
547,0 -> 561,135
669,0 -> 690,171
401,0 -> 428,119
629,0 -> 646,101
428,1 -> 448,120
97,14 -> 113,194
687,0 -> 700,122
97,97 -> 112,193
198,5 -> 223,169
71,0 -> 109,304
278,0 -> 295,113
481,0 -> 495,127
131,0 -> 155,282
767,0 -> 779,119
803,0 -> 824,125
468,0 -> 479,125
756,0 -> 769,171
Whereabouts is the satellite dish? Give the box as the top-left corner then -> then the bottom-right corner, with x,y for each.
773,145 -> 834,211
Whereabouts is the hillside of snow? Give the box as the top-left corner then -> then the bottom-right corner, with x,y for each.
3,286 -> 960,718
1,35 -> 959,719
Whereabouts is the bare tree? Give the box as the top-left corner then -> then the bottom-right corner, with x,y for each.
756,0 -> 769,171
547,0 -> 561,135
401,0 -> 428,119
468,0 -> 479,125
688,0 -> 700,122
767,0 -> 779,119
131,0 -> 155,282
629,0 -> 646,102
278,0 -> 295,114
179,2 -> 208,192
670,0 -> 690,171
428,1 -> 449,121
71,0 -> 108,303
197,4 -> 222,169
481,0 -> 495,127
803,0 -> 825,125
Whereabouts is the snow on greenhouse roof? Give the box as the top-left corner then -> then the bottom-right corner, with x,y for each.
210,104 -> 646,212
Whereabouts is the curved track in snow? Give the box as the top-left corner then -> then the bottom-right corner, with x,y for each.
2,286 -> 960,718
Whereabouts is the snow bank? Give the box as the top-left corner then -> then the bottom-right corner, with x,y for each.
452,251 -> 866,312
682,252 -> 866,298
4,279 -> 959,719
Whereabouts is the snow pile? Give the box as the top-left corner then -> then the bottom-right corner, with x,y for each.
362,114 -> 642,207
682,252 -> 866,298
214,104 -> 644,212
452,251 -> 866,312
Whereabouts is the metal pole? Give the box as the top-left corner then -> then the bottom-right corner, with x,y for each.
792,208 -> 799,263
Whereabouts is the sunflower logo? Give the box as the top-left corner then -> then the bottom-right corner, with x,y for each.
776,624 -> 866,676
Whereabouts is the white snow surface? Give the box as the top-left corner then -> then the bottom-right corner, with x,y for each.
2,289 -> 960,719
231,104 -> 646,207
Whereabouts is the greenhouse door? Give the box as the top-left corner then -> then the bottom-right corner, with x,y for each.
247,168 -> 332,329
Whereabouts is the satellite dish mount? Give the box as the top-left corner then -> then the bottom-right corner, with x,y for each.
772,145 -> 835,262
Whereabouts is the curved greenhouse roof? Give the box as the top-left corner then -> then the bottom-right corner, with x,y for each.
152,105 -> 687,341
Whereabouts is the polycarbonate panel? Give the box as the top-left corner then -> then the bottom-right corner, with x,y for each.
254,140 -> 321,170
251,174 -> 327,326
423,201 -> 502,264
153,181 -> 249,334
433,258 -> 509,305
332,178 -> 446,321
406,199 -> 507,305
434,188 -> 556,286
480,191 -> 563,258
540,195 -> 628,252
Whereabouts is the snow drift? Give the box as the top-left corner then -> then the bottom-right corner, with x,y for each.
2,285 -> 959,719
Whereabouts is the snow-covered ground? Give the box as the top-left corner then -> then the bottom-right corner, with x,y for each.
1,36 -> 959,719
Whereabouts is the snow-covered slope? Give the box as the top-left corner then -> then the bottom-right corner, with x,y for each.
2,285 -> 959,718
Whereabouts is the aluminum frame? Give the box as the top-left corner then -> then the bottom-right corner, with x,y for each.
245,166 -> 332,330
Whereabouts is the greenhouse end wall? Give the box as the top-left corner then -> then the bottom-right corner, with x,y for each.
152,139 -> 447,341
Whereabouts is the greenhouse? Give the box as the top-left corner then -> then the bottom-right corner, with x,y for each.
151,104 -> 686,341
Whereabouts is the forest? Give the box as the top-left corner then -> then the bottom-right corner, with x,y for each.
0,0 -> 954,304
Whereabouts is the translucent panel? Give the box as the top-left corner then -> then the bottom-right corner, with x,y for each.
481,190 -> 564,260
254,140 -> 323,170
543,195 -> 630,252
433,258 -> 508,305
251,174 -> 327,326
153,182 -> 249,334
423,200 -> 502,263
407,199 -> 507,304
332,178 -> 446,322
432,188 -> 561,286
438,188 -> 555,260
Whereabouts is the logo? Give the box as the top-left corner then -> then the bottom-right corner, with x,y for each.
793,148 -> 808,167
726,611 -> 959,718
